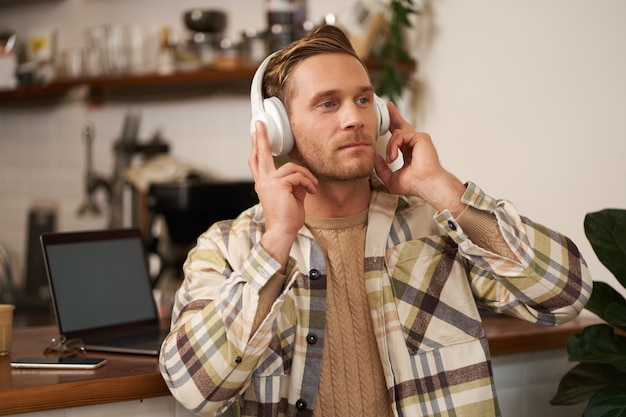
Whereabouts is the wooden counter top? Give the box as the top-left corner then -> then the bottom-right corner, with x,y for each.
0,326 -> 168,415
0,313 -> 602,415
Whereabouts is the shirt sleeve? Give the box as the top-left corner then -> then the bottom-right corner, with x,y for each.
433,181 -> 593,326
158,216 -> 297,416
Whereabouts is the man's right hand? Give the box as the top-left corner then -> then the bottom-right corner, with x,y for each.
248,121 -> 318,268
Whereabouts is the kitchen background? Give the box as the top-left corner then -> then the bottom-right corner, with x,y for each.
1,0 -> 625,307
0,0 -> 623,290
1,1 -> 625,415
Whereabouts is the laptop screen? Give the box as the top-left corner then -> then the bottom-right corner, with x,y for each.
41,229 -> 157,333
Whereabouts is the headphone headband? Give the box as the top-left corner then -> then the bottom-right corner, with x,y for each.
250,51 -> 278,117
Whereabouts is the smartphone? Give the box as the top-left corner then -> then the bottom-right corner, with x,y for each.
10,357 -> 107,370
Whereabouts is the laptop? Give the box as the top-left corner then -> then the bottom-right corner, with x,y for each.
40,228 -> 169,355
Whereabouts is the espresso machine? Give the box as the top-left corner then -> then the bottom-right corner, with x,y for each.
145,179 -> 258,287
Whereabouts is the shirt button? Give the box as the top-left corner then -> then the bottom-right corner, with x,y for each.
308,269 -> 321,280
306,333 -> 318,344
235,356 -> 242,364
447,220 -> 457,231
296,399 -> 307,409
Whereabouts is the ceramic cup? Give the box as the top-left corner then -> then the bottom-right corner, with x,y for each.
0,304 -> 15,355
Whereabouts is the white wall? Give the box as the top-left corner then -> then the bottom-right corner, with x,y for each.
491,347 -> 586,417
410,0 -> 626,290
1,0 -> 624,289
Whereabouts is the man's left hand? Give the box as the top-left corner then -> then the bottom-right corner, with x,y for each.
374,102 -> 467,215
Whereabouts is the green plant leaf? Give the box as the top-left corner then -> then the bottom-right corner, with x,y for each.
551,362 -> 626,405
374,0 -> 417,103
567,324 -> 626,372
554,209 -> 626,412
391,4 -> 414,26
584,209 -> 626,288
583,384 -> 626,417
585,281 -> 626,322
391,0 -> 418,23
397,48 -> 413,62
606,303 -> 626,332
378,43 -> 393,61
376,65 -> 406,103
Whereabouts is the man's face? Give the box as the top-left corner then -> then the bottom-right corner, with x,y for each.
287,53 -> 379,182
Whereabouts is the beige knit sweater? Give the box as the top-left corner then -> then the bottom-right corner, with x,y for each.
306,211 -> 393,417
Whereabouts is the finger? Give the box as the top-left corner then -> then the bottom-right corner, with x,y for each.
252,121 -> 277,176
386,127 -> 432,164
385,129 -> 409,163
285,171 -> 318,196
248,128 -> 260,178
374,154 -> 393,187
387,101 -> 412,132
275,163 -> 318,193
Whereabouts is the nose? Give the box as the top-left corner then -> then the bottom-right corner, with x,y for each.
339,102 -> 365,131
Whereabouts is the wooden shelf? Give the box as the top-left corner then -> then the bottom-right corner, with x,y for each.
0,59 -> 416,105
0,65 -> 258,104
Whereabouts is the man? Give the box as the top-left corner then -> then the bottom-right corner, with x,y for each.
159,25 -> 592,417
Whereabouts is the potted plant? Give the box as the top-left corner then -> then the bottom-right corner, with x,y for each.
375,0 -> 420,103
551,208 -> 626,416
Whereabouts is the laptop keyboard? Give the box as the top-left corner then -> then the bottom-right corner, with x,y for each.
85,328 -> 168,352
105,330 -> 166,347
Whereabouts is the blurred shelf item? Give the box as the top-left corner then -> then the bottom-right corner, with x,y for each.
0,0 -> 65,4
0,59 -> 416,105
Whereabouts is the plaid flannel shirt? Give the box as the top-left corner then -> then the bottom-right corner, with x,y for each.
159,180 -> 592,417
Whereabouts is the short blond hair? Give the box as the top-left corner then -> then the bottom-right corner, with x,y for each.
263,25 -> 365,111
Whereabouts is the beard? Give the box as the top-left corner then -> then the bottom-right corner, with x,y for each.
290,133 -> 376,182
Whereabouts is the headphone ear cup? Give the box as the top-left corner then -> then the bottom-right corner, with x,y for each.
374,95 -> 390,136
263,97 -> 294,156
250,111 -> 280,152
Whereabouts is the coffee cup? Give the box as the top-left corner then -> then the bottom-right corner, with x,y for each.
0,304 -> 15,355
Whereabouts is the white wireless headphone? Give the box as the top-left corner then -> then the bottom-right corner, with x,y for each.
250,51 -> 391,156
